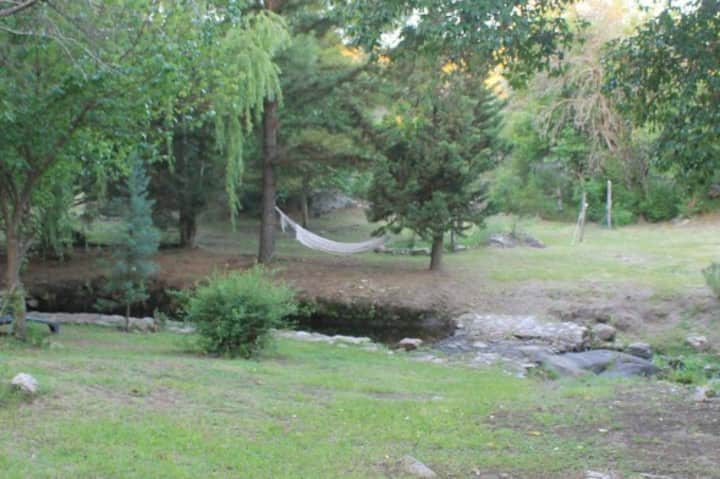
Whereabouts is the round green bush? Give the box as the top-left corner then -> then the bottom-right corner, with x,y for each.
184,268 -> 297,358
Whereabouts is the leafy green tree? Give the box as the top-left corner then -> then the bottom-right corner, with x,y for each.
99,157 -> 160,330
338,0 -> 577,85
0,1 -> 154,339
367,69 -> 503,270
605,0 -> 720,191
0,1 -> 288,338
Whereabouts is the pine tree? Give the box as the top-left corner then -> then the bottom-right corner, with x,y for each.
367,68 -> 504,271
100,157 -> 160,330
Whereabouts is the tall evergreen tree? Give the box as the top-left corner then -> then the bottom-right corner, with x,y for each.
100,157 -> 160,330
367,68 -> 504,270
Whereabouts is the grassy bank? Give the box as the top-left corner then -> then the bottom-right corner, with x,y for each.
1,326 -> 630,479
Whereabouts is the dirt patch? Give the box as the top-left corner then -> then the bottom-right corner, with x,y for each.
488,381 -> 720,478
4,246 -> 718,344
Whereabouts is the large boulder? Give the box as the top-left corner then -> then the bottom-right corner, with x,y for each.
527,349 -> 658,378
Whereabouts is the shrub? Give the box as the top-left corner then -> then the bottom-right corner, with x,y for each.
183,268 -> 297,358
703,263 -> 720,300
612,208 -> 636,227
640,178 -> 680,222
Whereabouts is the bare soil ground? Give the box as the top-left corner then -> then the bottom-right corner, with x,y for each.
9,245 -> 717,346
489,381 -> 720,479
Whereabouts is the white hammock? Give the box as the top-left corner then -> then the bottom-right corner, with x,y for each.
275,207 -> 385,255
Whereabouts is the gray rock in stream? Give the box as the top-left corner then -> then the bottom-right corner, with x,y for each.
524,349 -> 659,378
456,313 -> 589,352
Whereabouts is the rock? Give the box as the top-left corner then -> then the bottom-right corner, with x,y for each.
410,247 -> 431,256
692,385 -> 717,402
274,330 -> 375,347
128,317 -> 156,332
586,472 -> 614,479
487,232 -> 545,249
332,335 -> 372,345
591,323 -> 617,342
24,312 -> 161,332
559,306 -> 612,324
533,353 -> 587,377
398,338 -> 423,351
556,306 -> 641,331
530,350 -> 658,378
165,321 -> 196,334
399,456 -> 437,478
274,330 -> 334,343
309,190 -> 358,216
456,313 -> 589,352
452,244 -> 467,252
11,373 -> 38,394
686,335 -> 710,352
626,342 -> 653,360
488,233 -> 517,248
519,232 -> 546,248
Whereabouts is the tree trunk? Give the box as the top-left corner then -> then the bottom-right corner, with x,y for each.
258,98 -> 279,264
179,207 -> 197,248
300,182 -> 310,228
176,130 -> 197,249
4,222 -> 26,339
125,302 -> 131,332
606,180 -> 612,229
430,235 -> 444,271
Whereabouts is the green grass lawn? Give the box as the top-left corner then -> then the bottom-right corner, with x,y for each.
0,326 -> 628,479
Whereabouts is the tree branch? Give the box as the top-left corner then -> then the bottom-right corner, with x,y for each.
0,0 -> 41,18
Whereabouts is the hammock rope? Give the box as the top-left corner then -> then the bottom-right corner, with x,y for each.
275,207 -> 385,255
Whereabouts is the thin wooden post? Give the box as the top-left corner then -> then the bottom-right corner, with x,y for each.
606,180 -> 613,229
572,191 -> 588,245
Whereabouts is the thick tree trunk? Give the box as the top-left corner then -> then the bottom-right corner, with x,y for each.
179,207 -> 197,248
258,98 -> 279,264
4,222 -> 26,339
430,235 -> 444,271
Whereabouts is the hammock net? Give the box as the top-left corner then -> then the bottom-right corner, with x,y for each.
275,207 -> 385,255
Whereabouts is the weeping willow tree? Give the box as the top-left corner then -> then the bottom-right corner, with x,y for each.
148,4 -> 290,246
214,10 -> 289,220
